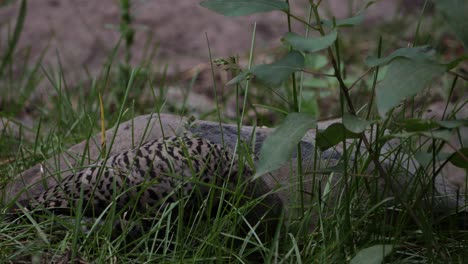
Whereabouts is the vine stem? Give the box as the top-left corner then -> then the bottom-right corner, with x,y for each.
286,0 -> 306,221
309,0 -> 431,234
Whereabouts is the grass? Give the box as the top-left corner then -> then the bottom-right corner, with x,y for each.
1,0 -> 467,263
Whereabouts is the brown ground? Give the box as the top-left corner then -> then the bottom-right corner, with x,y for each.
0,1 -> 464,124
0,0 -> 403,101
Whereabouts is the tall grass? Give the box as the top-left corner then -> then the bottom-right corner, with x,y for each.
0,0 -> 467,263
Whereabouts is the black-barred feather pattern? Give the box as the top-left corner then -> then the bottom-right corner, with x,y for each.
28,136 -> 250,217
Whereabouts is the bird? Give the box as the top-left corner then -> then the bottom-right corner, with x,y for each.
25,135 -> 252,219
13,134 -> 282,242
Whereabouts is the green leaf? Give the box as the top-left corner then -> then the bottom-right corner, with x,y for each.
253,113 -> 316,179
376,58 -> 446,117
343,113 -> 373,133
402,118 -> 440,132
435,0 -> 468,48
420,130 -> 453,141
226,71 -> 251,86
435,120 -> 468,129
414,151 -> 453,167
449,148 -> 468,168
321,15 -> 363,27
0,0 -> 27,76
316,162 -> 345,174
350,244 -> 394,264
300,91 -> 319,117
414,152 -> 433,168
252,51 -> 304,86
391,130 -> 452,141
365,46 -> 435,67
304,54 -> 328,70
227,51 -> 304,86
282,30 -> 337,53
316,123 -> 360,151
402,119 -> 467,131
302,78 -> 330,89
200,0 -> 288,17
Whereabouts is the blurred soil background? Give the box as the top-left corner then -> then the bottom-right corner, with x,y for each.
0,0 -> 465,147
2,0 -> 465,123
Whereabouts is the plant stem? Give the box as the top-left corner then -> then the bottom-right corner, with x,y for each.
310,0 -> 431,235
287,0 -> 306,222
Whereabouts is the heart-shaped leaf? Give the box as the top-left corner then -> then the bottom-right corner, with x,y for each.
350,244 -> 394,264
321,15 -> 363,27
449,148 -> 468,168
391,130 -> 452,141
366,46 -> 435,67
254,112 -> 316,179
435,120 -> 468,129
282,30 -> 337,54
227,51 -> 304,86
402,118 -> 440,132
316,123 -> 360,151
343,113 -> 373,133
376,58 -> 446,117
414,151 -> 453,167
200,0 -> 289,17
402,119 -> 467,131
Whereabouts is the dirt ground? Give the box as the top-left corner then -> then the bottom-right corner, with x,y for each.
0,0 -> 404,101
1,0 -> 464,125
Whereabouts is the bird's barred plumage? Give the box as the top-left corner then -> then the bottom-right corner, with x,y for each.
27,136 -> 251,217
